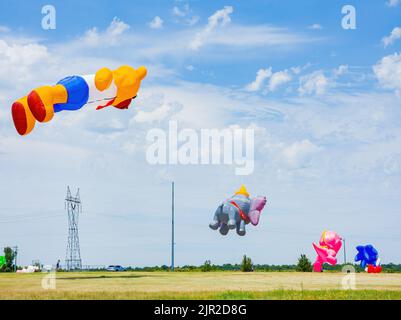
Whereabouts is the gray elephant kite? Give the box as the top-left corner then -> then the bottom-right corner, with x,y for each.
209,185 -> 267,236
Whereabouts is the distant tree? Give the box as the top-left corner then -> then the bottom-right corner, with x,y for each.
3,247 -> 15,272
32,260 -> 42,270
296,254 -> 312,272
240,255 -> 253,272
0,256 -> 5,272
201,260 -> 212,272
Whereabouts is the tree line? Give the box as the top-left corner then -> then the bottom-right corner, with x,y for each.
2,250 -> 401,273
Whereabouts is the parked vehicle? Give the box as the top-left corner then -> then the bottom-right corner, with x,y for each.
106,265 -> 126,272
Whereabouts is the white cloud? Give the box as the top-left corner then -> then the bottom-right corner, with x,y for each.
201,25 -> 318,49
298,70 -> 329,95
133,102 -> 175,123
246,68 -> 272,91
172,5 -> 187,17
107,17 -> 130,37
291,66 -> 302,74
172,4 -> 199,26
82,28 -> 100,46
309,24 -> 322,30
0,39 -> 49,85
245,67 -> 301,93
382,27 -> 401,47
126,25 -> 317,62
81,17 -> 130,46
149,16 -> 163,29
0,39 -> 48,66
189,6 -> 233,50
186,65 -> 195,71
281,139 -> 320,167
386,0 -> 401,7
291,63 -> 311,75
333,64 -> 348,77
267,70 -> 292,92
373,52 -> 401,92
246,68 -> 293,93
52,16 -> 317,63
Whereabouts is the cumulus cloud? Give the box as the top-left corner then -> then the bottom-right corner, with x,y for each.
133,102 -> 182,123
267,70 -> 292,92
298,70 -> 328,95
0,39 -> 49,85
246,68 -> 272,91
0,40 -> 48,66
149,16 -> 163,29
373,52 -> 401,92
189,6 -> 234,50
246,67 -> 293,93
382,27 -> 401,47
107,17 -> 130,37
333,64 -> 348,77
81,17 -> 130,46
281,139 -> 320,167
134,103 -> 171,123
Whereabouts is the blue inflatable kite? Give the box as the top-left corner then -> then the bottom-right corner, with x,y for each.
354,244 -> 379,268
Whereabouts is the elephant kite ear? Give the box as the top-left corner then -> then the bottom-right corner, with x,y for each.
248,210 -> 261,226
250,196 -> 266,212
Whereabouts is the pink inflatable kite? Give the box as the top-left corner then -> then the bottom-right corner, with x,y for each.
312,230 -> 342,272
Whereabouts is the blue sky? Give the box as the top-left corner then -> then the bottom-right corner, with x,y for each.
0,0 -> 401,267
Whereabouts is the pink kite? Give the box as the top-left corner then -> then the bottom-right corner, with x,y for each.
312,230 -> 342,272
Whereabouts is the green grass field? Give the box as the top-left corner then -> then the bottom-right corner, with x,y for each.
1,271 -> 401,300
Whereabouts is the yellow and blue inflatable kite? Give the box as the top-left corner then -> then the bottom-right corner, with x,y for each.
11,65 -> 147,136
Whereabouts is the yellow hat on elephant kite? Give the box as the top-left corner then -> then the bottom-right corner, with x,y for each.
235,185 -> 249,197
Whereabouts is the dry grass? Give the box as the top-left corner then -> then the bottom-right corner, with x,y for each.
1,271 -> 400,300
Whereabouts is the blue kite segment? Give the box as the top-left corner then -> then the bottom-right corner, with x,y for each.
355,244 -> 379,269
53,76 -> 89,112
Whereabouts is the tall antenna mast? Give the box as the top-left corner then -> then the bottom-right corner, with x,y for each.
171,181 -> 175,271
65,186 -> 82,271
343,237 -> 347,264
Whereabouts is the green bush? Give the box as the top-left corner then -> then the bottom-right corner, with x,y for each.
296,254 -> 312,272
201,260 -> 212,272
1,247 -> 15,272
240,255 -> 253,272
